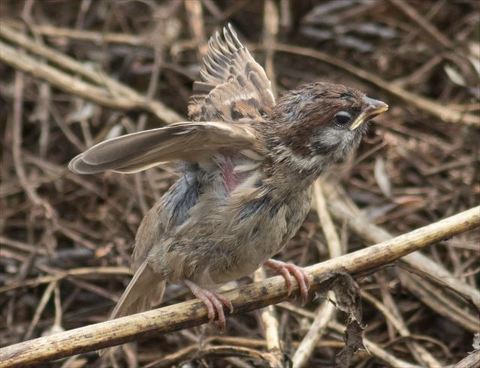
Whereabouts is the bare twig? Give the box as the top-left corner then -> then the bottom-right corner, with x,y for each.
291,181 -> 342,368
280,305 -> 422,368
1,19 -> 149,46
388,0 -> 454,49
0,26 -> 182,123
313,180 -> 343,258
329,322 -> 422,368
12,71 -> 55,219
361,291 -> 443,367
24,281 -> 56,340
292,301 -> 336,368
453,349 -> 480,368
0,266 -> 131,294
184,0 -> 207,57
144,344 -> 277,368
253,268 -> 283,368
263,0 -> 279,97
324,185 -> 479,334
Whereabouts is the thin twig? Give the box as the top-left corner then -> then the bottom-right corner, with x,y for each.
452,349 -> 480,368
361,291 -> 443,367
1,19 -> 149,46
0,266 -> 131,294
263,0 -> 279,97
388,0 -> 454,49
253,268 -> 283,368
323,190 -> 479,332
0,26 -> 182,123
291,181 -> 341,368
329,322 -> 422,368
324,183 -> 480,312
279,304 -> 422,368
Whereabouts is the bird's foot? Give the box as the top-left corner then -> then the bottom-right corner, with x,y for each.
264,259 -> 310,304
185,280 -> 233,330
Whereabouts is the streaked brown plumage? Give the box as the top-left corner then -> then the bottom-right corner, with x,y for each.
69,24 -> 388,333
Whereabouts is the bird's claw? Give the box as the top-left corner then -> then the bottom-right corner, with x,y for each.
185,280 -> 233,330
264,259 -> 311,304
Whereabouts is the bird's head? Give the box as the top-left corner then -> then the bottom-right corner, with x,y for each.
265,82 -> 388,175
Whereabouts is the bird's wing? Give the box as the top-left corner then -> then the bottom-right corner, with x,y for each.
188,24 -> 276,122
69,121 -> 258,174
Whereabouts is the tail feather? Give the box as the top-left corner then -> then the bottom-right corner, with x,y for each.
100,261 -> 165,357
110,261 -> 165,319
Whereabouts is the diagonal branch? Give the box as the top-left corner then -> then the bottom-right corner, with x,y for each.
323,183 -> 480,312
0,206 -> 478,368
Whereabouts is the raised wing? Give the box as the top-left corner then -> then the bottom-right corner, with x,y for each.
188,24 -> 275,122
69,122 -> 258,174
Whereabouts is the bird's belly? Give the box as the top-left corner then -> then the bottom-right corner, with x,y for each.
208,238 -> 274,285
154,180 -> 312,288
202,190 -> 312,286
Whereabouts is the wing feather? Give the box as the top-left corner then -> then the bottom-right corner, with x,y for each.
188,24 -> 275,122
69,122 -> 258,174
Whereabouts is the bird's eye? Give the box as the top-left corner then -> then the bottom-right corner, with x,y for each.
334,111 -> 352,126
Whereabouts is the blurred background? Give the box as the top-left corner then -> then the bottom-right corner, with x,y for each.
0,0 -> 479,367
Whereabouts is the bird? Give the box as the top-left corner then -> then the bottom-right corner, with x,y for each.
69,24 -> 388,329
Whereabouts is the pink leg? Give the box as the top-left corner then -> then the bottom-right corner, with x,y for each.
264,259 -> 311,304
185,280 -> 233,330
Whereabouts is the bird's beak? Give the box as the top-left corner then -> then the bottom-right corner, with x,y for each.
349,96 -> 389,130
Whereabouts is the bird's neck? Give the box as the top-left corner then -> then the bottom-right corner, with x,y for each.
254,123 -> 324,192
260,147 -> 327,198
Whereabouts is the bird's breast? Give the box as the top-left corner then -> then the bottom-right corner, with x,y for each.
205,187 -> 312,284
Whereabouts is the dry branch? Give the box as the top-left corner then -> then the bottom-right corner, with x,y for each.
291,181 -> 342,368
0,206 -> 478,368
253,268 -> 283,368
0,266 -> 131,294
280,305 -> 422,368
0,25 -> 182,124
0,19 -> 149,46
324,185 -> 480,311
453,349 -> 480,368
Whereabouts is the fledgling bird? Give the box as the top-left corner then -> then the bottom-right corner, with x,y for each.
69,24 -> 388,328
